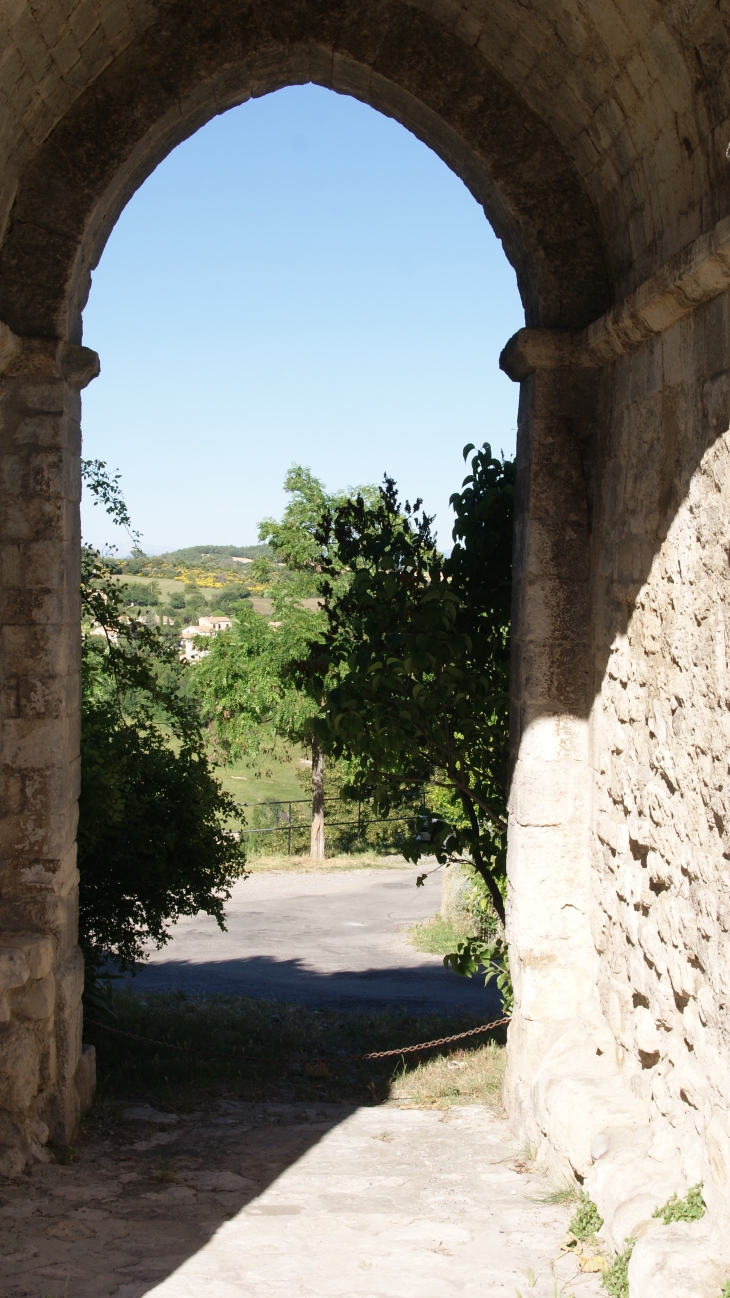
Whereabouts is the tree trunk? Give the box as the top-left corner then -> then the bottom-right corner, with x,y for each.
310,738 -> 325,860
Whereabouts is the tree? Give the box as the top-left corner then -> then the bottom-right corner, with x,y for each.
297,443 -> 514,928
122,579 -> 160,607
79,462 -> 247,970
259,464 -> 380,597
191,598 -> 320,765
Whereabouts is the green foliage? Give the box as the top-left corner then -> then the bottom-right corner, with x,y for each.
652,1183 -> 705,1224
80,468 -> 247,970
191,598 -> 322,762
259,463 -> 380,597
122,579 -> 160,606
81,458 -> 139,541
215,587 -> 251,615
443,935 -> 513,1013
184,588 -> 206,615
720,1281 -> 730,1298
602,1239 -> 635,1297
122,547 -> 150,574
156,544 -> 268,564
568,1190 -> 604,1240
298,443 -> 513,926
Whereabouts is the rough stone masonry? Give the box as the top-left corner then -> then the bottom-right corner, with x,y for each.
3,2 -> 730,1293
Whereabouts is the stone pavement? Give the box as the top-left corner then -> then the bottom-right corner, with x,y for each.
0,1099 -> 604,1298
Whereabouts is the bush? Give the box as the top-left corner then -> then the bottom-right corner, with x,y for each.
80,465 -> 246,971
123,579 -> 160,606
79,698 -> 246,966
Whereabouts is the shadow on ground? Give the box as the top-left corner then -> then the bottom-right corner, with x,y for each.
0,1099 -> 358,1298
122,952 -> 501,1011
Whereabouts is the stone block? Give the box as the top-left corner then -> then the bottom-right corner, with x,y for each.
627,1224 -> 730,1298
0,931 -> 53,978
0,1021 -> 40,1109
0,946 -> 29,992
10,971 -> 55,1019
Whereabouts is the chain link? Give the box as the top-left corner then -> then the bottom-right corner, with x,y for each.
84,1014 -> 511,1065
356,1016 -> 511,1059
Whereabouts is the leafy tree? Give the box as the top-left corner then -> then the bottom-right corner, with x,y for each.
122,579 -> 160,607
215,587 -> 251,616
297,443 -> 513,928
196,466 -> 379,859
192,598 -> 321,765
249,555 -> 276,587
259,464 -> 380,597
79,463 -> 246,970
258,465 -> 331,594
184,589 -> 207,617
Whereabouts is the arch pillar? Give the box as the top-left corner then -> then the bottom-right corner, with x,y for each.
0,324 -> 98,1173
500,331 -> 608,1164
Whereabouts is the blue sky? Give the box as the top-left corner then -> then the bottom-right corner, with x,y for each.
80,84 -> 523,555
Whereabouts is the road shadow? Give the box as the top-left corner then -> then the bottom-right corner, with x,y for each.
121,952 -> 503,1014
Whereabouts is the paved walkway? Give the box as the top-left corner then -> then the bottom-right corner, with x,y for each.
128,867 -> 501,1015
0,1100 -> 604,1298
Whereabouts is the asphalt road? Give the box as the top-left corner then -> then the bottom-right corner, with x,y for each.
127,866 -> 501,1015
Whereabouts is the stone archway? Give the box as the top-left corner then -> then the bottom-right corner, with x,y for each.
3,3 -> 730,1289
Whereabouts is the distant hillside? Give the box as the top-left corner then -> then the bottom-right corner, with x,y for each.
118,542 -> 277,588
156,544 -> 272,563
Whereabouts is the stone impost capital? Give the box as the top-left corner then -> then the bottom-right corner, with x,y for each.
501,212 -> 730,381
0,322 -> 99,390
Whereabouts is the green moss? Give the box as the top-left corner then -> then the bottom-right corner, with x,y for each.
568,1190 -> 604,1240
652,1183 -> 705,1224
602,1239 -> 635,1298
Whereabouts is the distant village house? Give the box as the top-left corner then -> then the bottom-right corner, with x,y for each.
180,614 -> 232,661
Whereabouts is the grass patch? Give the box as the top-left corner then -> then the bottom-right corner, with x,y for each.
215,742 -> 307,807
406,912 -> 461,955
248,850 -> 412,874
390,1039 -> 505,1109
541,1183 -> 580,1205
86,990 -> 507,1111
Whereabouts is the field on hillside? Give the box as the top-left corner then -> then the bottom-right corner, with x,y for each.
216,742 -> 308,808
112,573 -> 202,601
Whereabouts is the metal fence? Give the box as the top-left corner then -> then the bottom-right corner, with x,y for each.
235,796 -> 415,857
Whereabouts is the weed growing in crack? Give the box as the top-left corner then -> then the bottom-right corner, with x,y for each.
601,1239 -> 635,1297
652,1182 -> 705,1224
542,1182 -> 580,1206
568,1189 -> 603,1240
149,1163 -> 176,1184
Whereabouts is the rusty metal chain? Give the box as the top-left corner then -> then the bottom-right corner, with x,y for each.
84,1014 -> 511,1065
356,1016 -> 511,1059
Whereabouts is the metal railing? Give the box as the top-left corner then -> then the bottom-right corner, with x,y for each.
234,796 -> 415,856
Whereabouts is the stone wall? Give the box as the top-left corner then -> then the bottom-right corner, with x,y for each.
587,293 -> 730,1289
502,233 -> 730,1294
0,326 -> 98,1174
